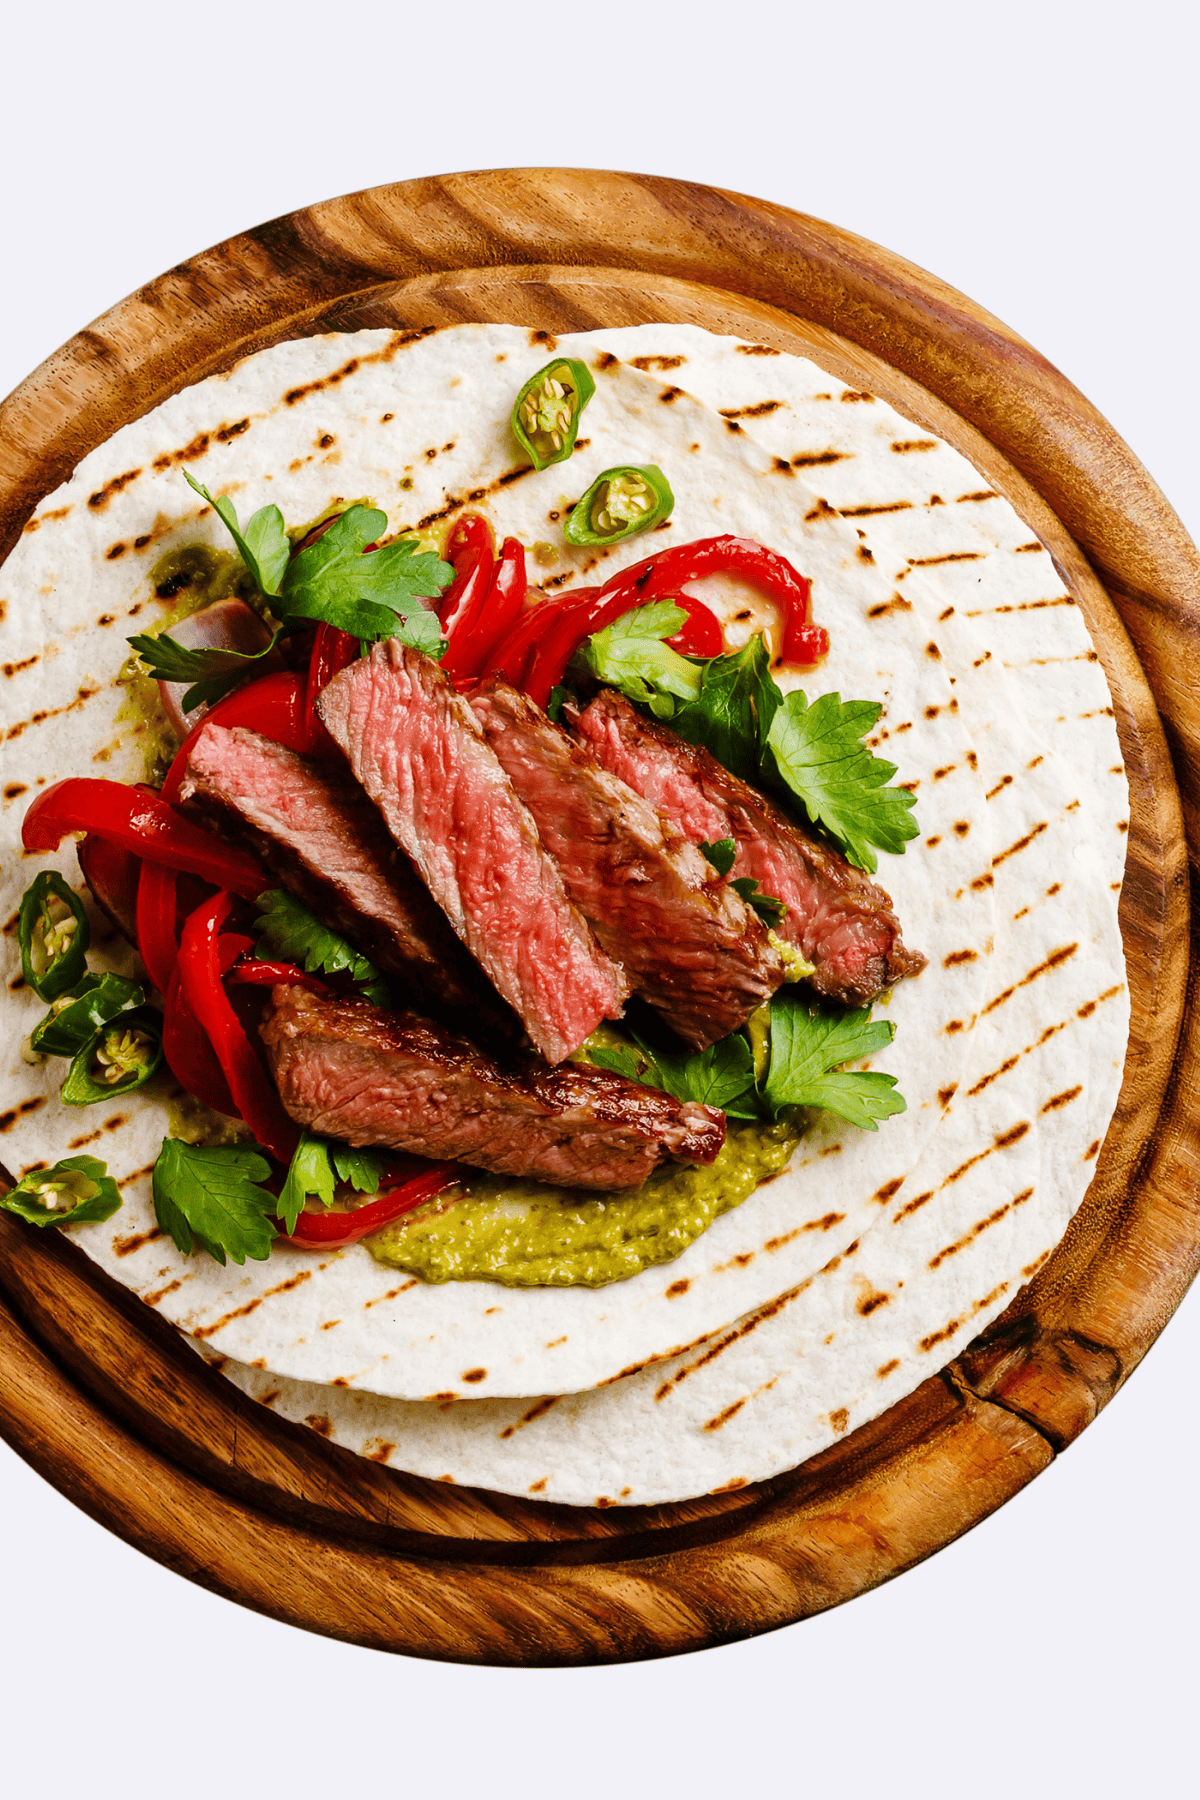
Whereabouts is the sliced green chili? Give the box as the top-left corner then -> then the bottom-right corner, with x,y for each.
30,972 -> 146,1057
1,1154 -> 122,1228
563,465 -> 674,547
511,359 -> 596,471
61,1005 -> 164,1106
18,871 -> 90,1001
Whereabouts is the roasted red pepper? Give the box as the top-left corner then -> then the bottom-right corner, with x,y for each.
228,959 -> 331,995
303,623 -> 358,751
438,513 -> 496,626
439,546 -> 495,673
24,780 -> 265,898
449,537 -> 529,682
177,891 -> 299,1163
483,587 -> 598,692
664,593 -> 724,658
162,965 -> 236,1116
521,536 -> 826,705
280,1161 -> 459,1248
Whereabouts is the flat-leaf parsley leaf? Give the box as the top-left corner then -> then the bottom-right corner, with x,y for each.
151,1140 -> 277,1265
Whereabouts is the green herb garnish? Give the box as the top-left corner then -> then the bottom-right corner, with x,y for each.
581,600 -> 701,718
253,890 -> 388,1001
761,994 -> 905,1130
277,1132 -> 388,1234
151,1140 -> 277,1266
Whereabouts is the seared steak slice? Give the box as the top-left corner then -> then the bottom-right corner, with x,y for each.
573,689 -> 925,1007
317,642 -> 628,1064
261,985 -> 725,1190
471,678 -> 785,1050
177,723 -> 497,1020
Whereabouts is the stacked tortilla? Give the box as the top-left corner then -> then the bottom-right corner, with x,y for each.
0,324 -> 1127,1505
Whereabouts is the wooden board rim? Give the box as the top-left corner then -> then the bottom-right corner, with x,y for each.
1,169 -> 1198,1663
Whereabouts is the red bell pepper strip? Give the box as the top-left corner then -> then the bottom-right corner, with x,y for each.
24,781 -> 266,899
438,546 -> 495,675
163,965 -> 236,1117
482,588 -> 598,692
438,513 -> 496,626
446,537 -> 529,683
521,536 -> 827,705
228,958 -> 331,995
280,1162 -> 460,1248
664,593 -> 724,658
599,535 -> 826,664
303,623 -> 359,751
136,860 -> 184,995
177,891 -> 299,1163
77,832 -> 141,946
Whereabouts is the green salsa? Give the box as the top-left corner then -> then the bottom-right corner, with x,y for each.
365,1119 -> 802,1288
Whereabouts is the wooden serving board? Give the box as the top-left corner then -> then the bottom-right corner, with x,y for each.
1,170 -> 1197,1664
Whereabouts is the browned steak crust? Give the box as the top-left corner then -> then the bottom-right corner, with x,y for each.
471,677 -> 784,1050
573,688 -> 925,1007
261,986 -> 725,1191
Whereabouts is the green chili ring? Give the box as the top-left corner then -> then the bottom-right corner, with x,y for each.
18,870 -> 90,1001
563,465 -> 674,547
61,1005 -> 164,1106
1,1154 -> 122,1228
30,971 -> 146,1058
511,358 -> 596,471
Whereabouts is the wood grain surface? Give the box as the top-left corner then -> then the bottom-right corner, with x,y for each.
1,170 -> 1197,1664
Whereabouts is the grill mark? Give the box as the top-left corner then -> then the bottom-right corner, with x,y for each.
966,1054 -> 1020,1097
943,948 -> 977,966
761,1212 -> 845,1254
992,820 -> 1049,867
150,431 -> 211,472
956,490 -> 998,503
499,1396 -> 560,1440
306,1415 -> 332,1437
117,1160 -> 156,1188
919,1280 -> 1010,1352
857,1291 -> 890,1316
840,390 -> 874,403
929,1188 -> 1034,1270
828,1407 -> 850,1433
907,552 -> 984,566
192,1269 -> 313,1339
1014,541 -> 1044,553
113,1226 -> 164,1256
1042,1084 -> 1082,1113
735,343 -> 780,356
364,1279 -> 419,1306
144,1278 -> 183,1307
281,332 -> 434,408
719,401 -> 783,418
839,501 -> 913,517
893,1123 -> 1030,1224
88,468 -> 143,511
4,656 -> 39,679
631,354 -> 684,372
654,1280 -> 810,1401
877,1358 -> 900,1378
867,595 -> 912,618
666,1279 -> 690,1298
986,775 -> 1013,800
982,943 -> 1079,1017
703,1399 -> 747,1432
972,598 -> 1078,616
365,1439 -> 395,1463
0,1097 -> 46,1133
891,439 -> 937,453
659,386 -> 683,404
6,685 -> 101,742
791,449 -> 851,467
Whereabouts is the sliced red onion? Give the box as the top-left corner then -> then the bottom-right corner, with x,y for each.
157,599 -> 278,738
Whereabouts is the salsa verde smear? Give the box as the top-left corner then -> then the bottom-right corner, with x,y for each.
366,1119 -> 801,1287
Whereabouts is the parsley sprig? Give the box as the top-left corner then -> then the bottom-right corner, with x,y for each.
585,988 -> 904,1132
581,600 -> 702,717
129,478 -> 454,710
253,889 -> 389,1002
152,1140 -> 278,1265
587,627 -> 917,874
277,1131 -> 387,1233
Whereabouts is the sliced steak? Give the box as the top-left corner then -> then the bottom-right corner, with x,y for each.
573,688 -> 925,1007
471,678 -> 785,1050
261,985 -> 725,1190
177,722 -> 497,1021
317,642 -> 628,1064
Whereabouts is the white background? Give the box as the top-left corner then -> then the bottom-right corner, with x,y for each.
2,2 -> 1197,1795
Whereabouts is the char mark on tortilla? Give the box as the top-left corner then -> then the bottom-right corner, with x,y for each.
572,688 -> 925,1007
260,985 -> 725,1190
316,642 -> 630,1065
178,723 -> 512,1029
470,677 -> 785,1050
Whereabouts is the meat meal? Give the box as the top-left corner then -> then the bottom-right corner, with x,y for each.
316,641 -> 629,1064
262,985 -> 726,1190
572,688 -> 926,1007
178,722 -> 503,1023
471,677 -> 785,1049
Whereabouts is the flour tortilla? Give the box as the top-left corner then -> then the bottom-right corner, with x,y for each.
207,556 -> 1126,1504
1,326 -> 996,1399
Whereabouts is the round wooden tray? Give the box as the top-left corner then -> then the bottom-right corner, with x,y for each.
1,170 -> 1197,1664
